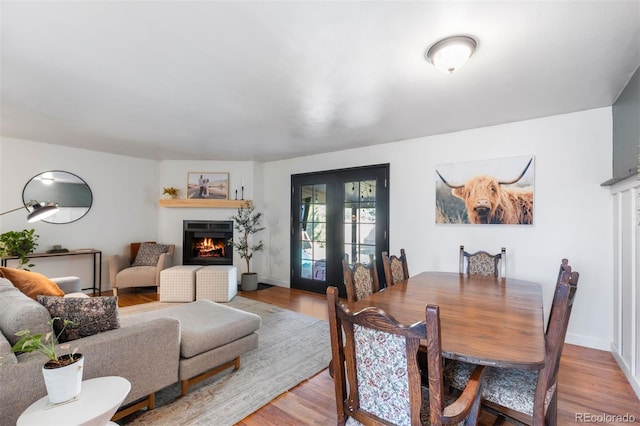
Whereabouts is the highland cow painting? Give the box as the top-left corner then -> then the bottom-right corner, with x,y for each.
435,156 -> 535,225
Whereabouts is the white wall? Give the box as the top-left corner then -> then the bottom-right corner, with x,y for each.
0,137 -> 160,290
0,107 -> 615,350
261,108 -> 614,350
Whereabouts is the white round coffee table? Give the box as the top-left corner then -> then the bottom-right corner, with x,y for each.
17,376 -> 131,426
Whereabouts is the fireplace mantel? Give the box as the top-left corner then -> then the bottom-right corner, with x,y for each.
158,199 -> 252,208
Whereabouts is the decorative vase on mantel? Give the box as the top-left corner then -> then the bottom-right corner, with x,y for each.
42,353 -> 84,404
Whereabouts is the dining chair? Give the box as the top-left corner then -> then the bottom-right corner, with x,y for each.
459,245 -> 506,278
382,249 -> 410,286
445,259 -> 579,425
342,256 -> 380,303
556,258 -> 571,284
326,286 -> 487,426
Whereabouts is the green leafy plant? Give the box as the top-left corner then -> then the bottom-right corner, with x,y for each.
229,202 -> 265,274
10,317 -> 78,368
0,229 -> 39,270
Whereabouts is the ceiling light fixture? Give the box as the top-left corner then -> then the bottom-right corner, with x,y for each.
426,35 -> 477,74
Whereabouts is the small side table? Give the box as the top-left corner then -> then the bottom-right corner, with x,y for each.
17,376 -> 131,426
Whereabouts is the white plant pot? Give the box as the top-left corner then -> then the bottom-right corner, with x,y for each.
42,354 -> 84,404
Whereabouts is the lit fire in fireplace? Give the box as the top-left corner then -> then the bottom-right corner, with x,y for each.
193,237 -> 226,258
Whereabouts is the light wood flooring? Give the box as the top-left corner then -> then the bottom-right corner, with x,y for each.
114,286 -> 640,425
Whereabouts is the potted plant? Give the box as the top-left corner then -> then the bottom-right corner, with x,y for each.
162,187 -> 180,199
229,202 -> 265,291
10,318 -> 83,404
0,229 -> 39,270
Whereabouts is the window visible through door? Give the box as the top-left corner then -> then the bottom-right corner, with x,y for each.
291,164 -> 389,297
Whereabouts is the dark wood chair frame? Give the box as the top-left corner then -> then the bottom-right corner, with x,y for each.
327,286 -> 487,425
342,256 -> 380,303
459,245 -> 507,278
483,261 -> 579,426
382,249 -> 410,286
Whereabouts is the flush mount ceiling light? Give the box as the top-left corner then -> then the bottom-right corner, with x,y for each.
426,35 -> 477,74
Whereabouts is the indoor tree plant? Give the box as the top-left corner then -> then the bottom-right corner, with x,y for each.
11,317 -> 83,404
0,228 -> 39,270
229,202 -> 265,291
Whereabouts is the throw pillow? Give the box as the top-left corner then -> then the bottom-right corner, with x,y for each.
131,243 -> 169,267
0,267 -> 64,300
37,295 -> 120,342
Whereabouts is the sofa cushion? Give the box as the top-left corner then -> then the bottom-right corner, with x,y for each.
37,296 -> 120,342
0,330 -> 17,365
131,243 -> 169,267
0,277 -> 17,293
116,266 -> 157,287
120,300 -> 261,358
0,267 -> 64,299
0,283 -> 51,346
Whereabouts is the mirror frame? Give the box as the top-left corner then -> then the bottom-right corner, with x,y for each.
22,170 -> 93,224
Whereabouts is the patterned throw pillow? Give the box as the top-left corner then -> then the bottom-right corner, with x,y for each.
131,243 -> 169,267
37,296 -> 120,343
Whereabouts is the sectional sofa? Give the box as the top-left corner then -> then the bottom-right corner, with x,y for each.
0,272 -> 261,424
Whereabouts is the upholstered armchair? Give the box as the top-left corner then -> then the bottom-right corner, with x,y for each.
109,242 -> 175,296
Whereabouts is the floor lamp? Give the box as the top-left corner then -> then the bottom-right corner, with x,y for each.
0,200 -> 59,223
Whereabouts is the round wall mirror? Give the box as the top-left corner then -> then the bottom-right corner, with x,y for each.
22,171 -> 93,224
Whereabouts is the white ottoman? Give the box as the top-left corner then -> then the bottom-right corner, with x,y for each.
160,265 -> 203,302
196,266 -> 238,302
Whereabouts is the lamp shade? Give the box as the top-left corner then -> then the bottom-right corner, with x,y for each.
426,35 -> 477,74
0,200 -> 59,223
27,202 -> 59,223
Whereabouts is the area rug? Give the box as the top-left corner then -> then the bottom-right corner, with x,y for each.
117,297 -> 331,425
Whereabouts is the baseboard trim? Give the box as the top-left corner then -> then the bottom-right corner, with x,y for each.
611,348 -> 640,399
565,333 -> 610,351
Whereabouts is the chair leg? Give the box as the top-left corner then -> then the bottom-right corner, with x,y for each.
492,415 -> 507,425
545,391 -> 558,426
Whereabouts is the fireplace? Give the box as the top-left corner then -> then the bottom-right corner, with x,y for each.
183,220 -> 234,266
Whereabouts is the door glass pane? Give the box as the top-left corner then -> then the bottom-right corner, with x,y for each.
344,180 -> 376,266
299,184 -> 326,282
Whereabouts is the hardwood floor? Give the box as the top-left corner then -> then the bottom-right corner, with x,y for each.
114,286 -> 640,425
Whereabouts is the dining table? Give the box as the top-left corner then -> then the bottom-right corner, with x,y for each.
347,271 -> 546,370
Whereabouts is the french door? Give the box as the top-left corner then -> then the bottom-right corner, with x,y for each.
290,164 -> 389,297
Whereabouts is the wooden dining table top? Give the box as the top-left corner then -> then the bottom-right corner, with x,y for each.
348,271 -> 546,370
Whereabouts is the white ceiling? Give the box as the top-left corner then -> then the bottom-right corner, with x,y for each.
1,1 -> 639,162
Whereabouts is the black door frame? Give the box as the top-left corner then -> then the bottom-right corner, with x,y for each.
290,164 -> 389,297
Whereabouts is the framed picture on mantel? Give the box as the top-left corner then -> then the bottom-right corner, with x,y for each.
186,172 -> 229,200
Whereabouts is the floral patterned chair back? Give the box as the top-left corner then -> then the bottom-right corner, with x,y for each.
382,249 -> 409,287
326,286 -> 487,426
342,257 -> 380,304
459,245 -> 506,278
